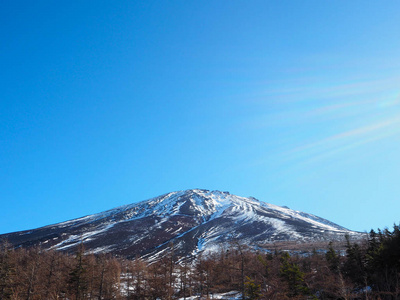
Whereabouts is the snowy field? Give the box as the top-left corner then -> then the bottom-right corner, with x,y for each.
178,291 -> 241,300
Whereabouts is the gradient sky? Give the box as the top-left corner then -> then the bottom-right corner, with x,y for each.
1,1 -> 400,234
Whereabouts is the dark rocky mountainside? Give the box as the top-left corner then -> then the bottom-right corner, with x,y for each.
1,189 -> 361,259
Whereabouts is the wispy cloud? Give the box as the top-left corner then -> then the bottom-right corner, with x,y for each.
285,115 -> 400,166
243,73 -> 400,170
246,75 -> 400,125
238,69 -> 400,176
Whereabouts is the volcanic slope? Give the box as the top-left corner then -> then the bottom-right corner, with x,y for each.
1,189 -> 360,259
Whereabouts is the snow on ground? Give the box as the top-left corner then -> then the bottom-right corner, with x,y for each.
49,223 -> 116,250
50,189 -> 350,238
259,201 -> 350,232
178,291 -> 241,300
38,189 -> 359,257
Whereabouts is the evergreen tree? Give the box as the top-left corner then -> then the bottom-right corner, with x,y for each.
0,242 -> 15,300
244,276 -> 261,300
279,252 -> 311,298
343,235 -> 367,290
364,224 -> 400,298
325,241 -> 340,273
68,245 -> 89,300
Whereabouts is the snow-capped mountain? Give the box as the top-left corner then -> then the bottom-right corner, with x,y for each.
1,189 -> 360,259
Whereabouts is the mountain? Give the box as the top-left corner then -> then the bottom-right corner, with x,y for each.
1,189 -> 361,259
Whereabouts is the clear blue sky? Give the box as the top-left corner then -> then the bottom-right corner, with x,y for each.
1,1 -> 400,234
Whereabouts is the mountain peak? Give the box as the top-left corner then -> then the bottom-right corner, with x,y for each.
1,189 -> 362,259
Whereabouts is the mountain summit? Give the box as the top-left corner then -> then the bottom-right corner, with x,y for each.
1,189 -> 360,259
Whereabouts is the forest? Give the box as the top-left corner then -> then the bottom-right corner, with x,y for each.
1,224 -> 400,300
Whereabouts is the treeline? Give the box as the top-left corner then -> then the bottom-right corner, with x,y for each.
1,225 -> 400,299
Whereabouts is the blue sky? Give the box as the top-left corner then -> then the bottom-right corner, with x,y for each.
1,1 -> 400,234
